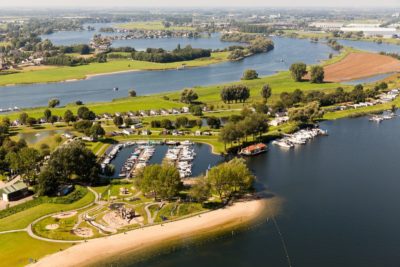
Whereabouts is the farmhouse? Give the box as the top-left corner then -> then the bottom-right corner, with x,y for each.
1,182 -> 29,202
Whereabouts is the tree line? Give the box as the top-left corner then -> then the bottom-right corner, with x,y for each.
131,45 -> 211,63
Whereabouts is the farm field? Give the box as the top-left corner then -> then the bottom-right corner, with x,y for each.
322,52 -> 400,82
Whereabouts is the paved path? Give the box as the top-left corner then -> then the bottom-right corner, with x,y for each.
0,187 -> 99,243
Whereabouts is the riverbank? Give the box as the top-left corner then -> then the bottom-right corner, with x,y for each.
30,197 -> 279,267
0,52 -> 229,87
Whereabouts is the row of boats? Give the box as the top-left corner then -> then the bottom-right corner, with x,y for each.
272,128 -> 328,149
119,145 -> 156,178
165,143 -> 196,178
369,112 -> 396,123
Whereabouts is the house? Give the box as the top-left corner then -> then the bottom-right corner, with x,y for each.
268,116 -> 289,126
181,107 -> 190,113
122,129 -> 135,135
141,129 -> 150,136
1,182 -> 30,202
82,136 -> 95,142
195,130 -> 202,136
57,184 -> 74,197
131,123 -> 143,130
171,108 -> 180,114
149,109 -> 159,116
160,109 -> 169,115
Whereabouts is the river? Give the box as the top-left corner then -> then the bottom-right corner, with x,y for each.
0,37 -> 336,109
3,32 -> 400,110
104,114 -> 400,267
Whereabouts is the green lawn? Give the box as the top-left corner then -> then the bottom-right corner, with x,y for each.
0,52 -> 229,86
0,189 -> 95,231
116,21 -> 194,31
0,232 -> 73,267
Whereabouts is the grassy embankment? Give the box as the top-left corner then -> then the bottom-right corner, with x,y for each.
0,187 -> 94,232
0,52 -> 229,86
0,232 -> 73,267
116,21 -> 195,31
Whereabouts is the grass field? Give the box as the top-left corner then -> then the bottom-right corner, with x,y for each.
0,70 -> 346,122
0,188 -> 94,231
0,52 -> 229,86
0,232 -> 73,267
116,21 -> 194,31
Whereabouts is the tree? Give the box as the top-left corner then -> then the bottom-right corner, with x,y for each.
219,122 -> 242,151
26,117 -> 37,127
6,147 -> 41,181
80,44 -> 90,55
113,116 -> 123,127
19,113 -> 28,125
310,65 -> 325,83
290,62 -> 307,82
242,69 -> 258,80
47,115 -> 57,125
175,116 -> 189,128
129,89 -> 137,97
206,116 -> 221,129
160,119 -> 173,129
261,84 -> 272,101
136,164 -> 182,200
288,101 -> 324,124
220,85 -> 250,103
207,158 -> 254,201
190,105 -> 203,116
196,119 -> 203,128
44,109 -> 52,122
180,88 -> 198,104
188,177 -> 211,202
48,98 -> 60,108
45,141 -> 99,185
89,123 -> 105,139
37,168 -> 61,196
77,106 -> 95,120
350,84 -> 366,103
63,110 -> 74,125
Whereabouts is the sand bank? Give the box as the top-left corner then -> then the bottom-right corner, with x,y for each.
31,198 -> 278,267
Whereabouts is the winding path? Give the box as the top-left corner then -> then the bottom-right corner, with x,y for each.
0,187 -> 100,244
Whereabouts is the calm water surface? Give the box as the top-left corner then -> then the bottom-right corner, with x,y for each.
338,39 -> 400,53
107,115 -> 400,267
109,143 -> 222,179
0,37 -> 336,109
41,23 -> 240,50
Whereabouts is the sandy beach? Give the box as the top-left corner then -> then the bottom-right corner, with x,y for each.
30,198 -> 279,267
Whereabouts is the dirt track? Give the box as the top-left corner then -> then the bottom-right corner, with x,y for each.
319,52 -> 400,82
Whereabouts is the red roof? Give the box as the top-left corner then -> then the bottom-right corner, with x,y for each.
244,143 -> 267,152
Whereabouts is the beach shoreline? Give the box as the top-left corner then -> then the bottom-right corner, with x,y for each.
29,197 -> 279,267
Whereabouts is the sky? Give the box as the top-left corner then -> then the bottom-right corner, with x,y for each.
0,0 -> 399,7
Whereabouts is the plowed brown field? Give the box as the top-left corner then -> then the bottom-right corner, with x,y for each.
312,52 -> 400,82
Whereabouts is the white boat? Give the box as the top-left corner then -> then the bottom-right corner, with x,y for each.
272,139 -> 294,148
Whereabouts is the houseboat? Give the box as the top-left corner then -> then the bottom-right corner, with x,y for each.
239,143 -> 268,156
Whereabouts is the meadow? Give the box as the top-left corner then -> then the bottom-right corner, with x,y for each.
0,52 -> 229,86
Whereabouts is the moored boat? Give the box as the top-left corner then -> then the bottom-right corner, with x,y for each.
239,143 -> 268,156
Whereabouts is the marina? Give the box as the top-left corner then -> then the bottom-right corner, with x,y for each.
369,111 -> 396,123
102,141 -> 222,179
272,128 -> 328,149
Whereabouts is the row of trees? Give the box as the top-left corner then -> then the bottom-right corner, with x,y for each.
220,84 -> 250,103
289,62 -> 325,83
275,83 -> 387,111
219,112 -> 268,151
131,45 -> 211,63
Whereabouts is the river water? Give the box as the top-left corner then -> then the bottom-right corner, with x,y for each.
104,114 -> 400,267
0,37 -> 336,109
3,31 -> 400,110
